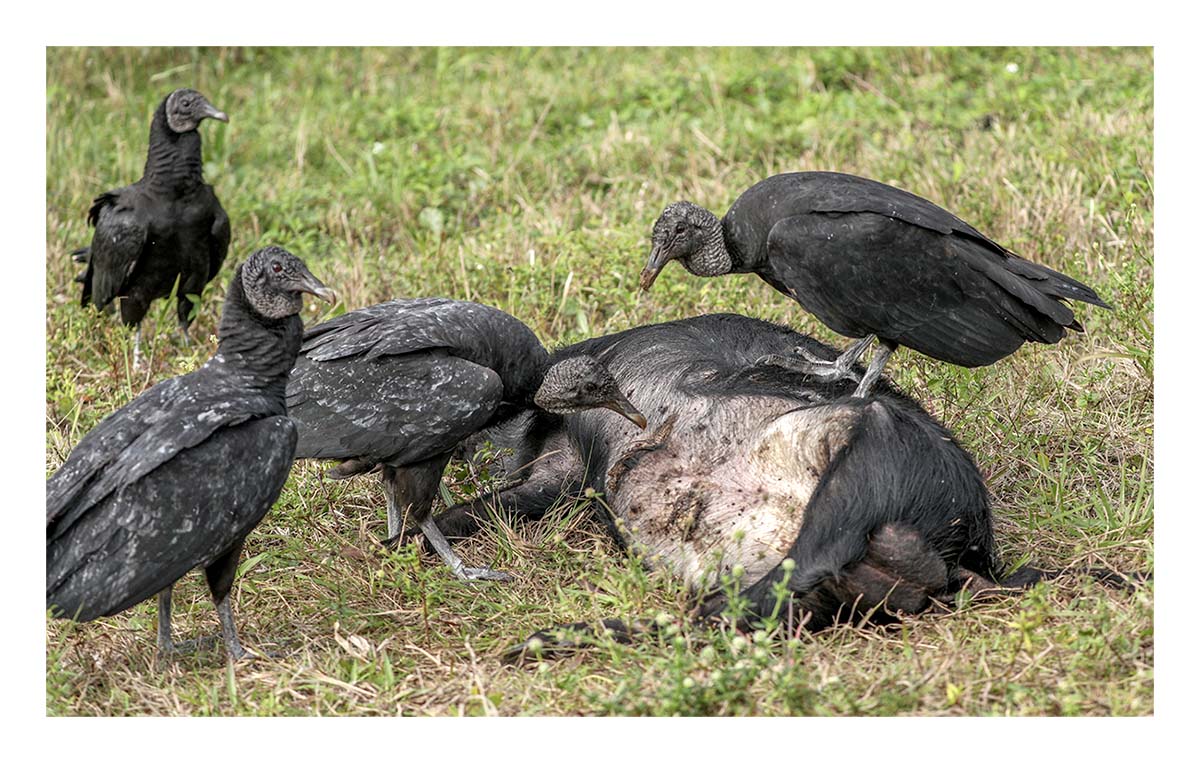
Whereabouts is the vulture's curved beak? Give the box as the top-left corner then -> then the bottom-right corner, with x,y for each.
295,271 -> 337,304
639,243 -> 670,291
202,101 -> 230,123
604,393 -> 648,429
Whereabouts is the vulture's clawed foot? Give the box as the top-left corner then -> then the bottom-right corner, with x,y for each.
756,336 -> 873,385
755,349 -> 861,383
418,516 -> 513,583
456,565 -> 515,583
154,634 -> 277,666
385,530 -> 513,581
156,634 -> 221,661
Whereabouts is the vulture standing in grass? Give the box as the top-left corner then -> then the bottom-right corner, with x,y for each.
47,247 -> 335,661
73,88 -> 231,365
286,298 -> 648,581
640,171 -> 1111,397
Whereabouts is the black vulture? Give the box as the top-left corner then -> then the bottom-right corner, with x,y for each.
416,314 -> 1139,660
47,246 -> 334,662
286,298 -> 648,581
72,88 -> 231,365
640,172 -> 1112,396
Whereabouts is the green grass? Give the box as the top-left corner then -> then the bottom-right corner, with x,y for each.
45,46 -> 1153,716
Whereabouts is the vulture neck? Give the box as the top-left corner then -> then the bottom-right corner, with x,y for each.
487,351 -> 554,426
682,224 -> 737,278
520,357 -> 557,408
210,272 -> 303,396
143,101 -> 206,197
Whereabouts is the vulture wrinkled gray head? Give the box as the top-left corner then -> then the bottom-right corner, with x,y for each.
165,88 -> 229,133
241,246 -> 336,320
640,201 -> 727,289
534,355 -> 647,428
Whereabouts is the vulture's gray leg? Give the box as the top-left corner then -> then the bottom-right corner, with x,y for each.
154,586 -> 219,659
156,587 -> 174,654
382,464 -> 421,540
852,340 -> 896,398
214,595 -> 248,662
419,515 -> 513,582
385,455 -> 512,582
132,324 -> 144,369
205,539 -> 258,662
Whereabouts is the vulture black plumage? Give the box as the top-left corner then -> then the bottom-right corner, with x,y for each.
640,171 -> 1112,396
47,246 -> 334,661
286,298 -> 647,581
72,88 -> 231,365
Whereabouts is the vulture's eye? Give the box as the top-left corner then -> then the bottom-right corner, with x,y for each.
271,262 -> 283,274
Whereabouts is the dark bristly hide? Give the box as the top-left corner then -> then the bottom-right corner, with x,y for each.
640,172 -> 1111,396
72,88 -> 231,360
410,314 -> 1140,663
46,246 -> 334,662
286,298 -> 646,581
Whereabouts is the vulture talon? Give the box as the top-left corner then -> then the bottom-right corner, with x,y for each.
756,352 -> 861,384
457,567 -> 515,583
790,344 -> 830,365
156,634 -> 222,660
